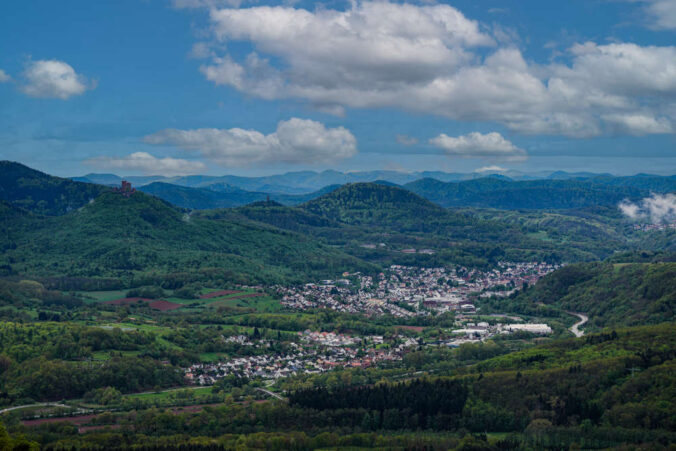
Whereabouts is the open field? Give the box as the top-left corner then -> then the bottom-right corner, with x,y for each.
122,386 -> 214,402
77,288 -> 279,313
206,294 -> 281,312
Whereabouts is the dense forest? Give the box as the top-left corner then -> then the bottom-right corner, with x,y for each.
0,161 -> 108,216
0,189 -> 375,285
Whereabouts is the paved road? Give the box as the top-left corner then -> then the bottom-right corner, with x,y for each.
568,312 -> 588,337
0,403 -> 71,414
255,388 -> 285,401
1,386 -> 205,415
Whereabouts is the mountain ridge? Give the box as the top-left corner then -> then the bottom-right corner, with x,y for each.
72,168 -> 667,194
405,176 -> 676,209
0,187 -> 376,284
0,161 -> 108,215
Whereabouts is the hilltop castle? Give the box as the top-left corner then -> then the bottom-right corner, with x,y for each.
114,180 -> 136,197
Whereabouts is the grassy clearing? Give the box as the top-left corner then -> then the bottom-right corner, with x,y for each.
122,386 -> 213,401
527,231 -> 552,242
0,306 -> 38,319
73,288 -> 282,315
206,294 -> 281,313
95,322 -> 168,332
199,352 -> 225,362
162,296 -> 198,306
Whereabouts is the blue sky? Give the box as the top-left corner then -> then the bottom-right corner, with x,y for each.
0,0 -> 674,177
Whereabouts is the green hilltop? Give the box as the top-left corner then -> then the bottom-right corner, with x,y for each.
0,190 -> 375,285
302,182 -> 451,228
0,161 -> 108,215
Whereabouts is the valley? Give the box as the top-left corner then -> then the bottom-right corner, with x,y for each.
4,1 -> 676,448
0,162 -> 674,450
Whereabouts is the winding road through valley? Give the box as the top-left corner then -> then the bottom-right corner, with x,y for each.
568,312 -> 588,337
0,403 -> 72,414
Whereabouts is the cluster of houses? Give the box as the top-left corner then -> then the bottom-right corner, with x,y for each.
278,262 -> 559,316
300,330 -> 361,346
184,333 -> 420,385
183,317 -> 555,385
632,221 -> 676,232
277,280 -> 414,316
224,335 -> 255,346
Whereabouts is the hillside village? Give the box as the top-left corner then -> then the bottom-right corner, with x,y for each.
184,318 -> 554,385
185,262 -> 558,385
632,220 -> 676,232
278,262 -> 559,317
185,332 -> 420,385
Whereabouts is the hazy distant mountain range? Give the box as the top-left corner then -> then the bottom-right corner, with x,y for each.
71,169 -> 614,194
71,168 -> 675,211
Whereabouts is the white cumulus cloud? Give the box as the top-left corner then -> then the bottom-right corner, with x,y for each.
0,70 -> 10,83
143,118 -> 357,167
619,193 -> 676,223
476,165 -> 507,173
86,152 -> 206,176
196,1 -> 676,138
430,132 -> 526,161
602,113 -> 673,135
641,0 -> 676,30
20,59 -> 95,99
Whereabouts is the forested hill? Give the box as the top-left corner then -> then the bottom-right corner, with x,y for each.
0,161 -> 108,215
0,190 -> 376,284
0,199 -> 26,221
404,176 -> 676,209
301,182 -> 453,227
198,202 -> 342,234
482,261 -> 676,330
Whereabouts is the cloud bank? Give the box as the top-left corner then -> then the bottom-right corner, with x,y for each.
619,193 -> 676,223
196,1 -> 676,138
430,132 -> 526,161
476,165 -> 507,173
143,118 -> 357,167
641,0 -> 676,30
21,60 -> 95,99
86,152 -> 206,176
